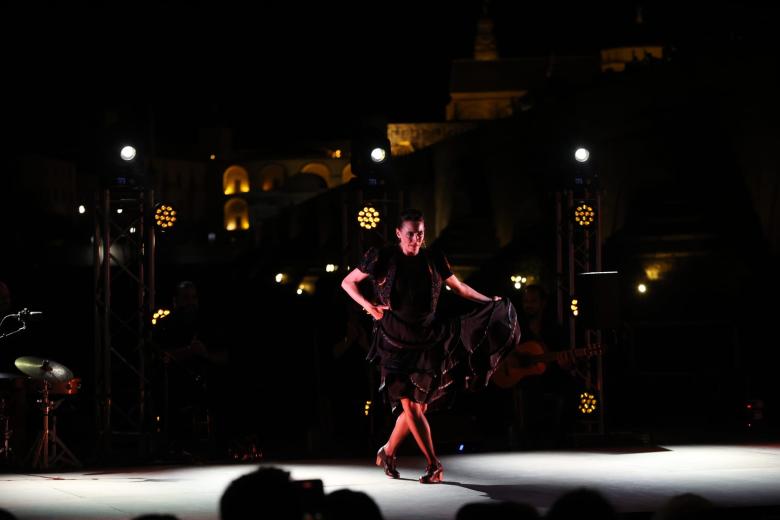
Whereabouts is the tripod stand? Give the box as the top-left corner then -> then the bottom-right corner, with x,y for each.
26,380 -> 81,470
0,398 -> 12,462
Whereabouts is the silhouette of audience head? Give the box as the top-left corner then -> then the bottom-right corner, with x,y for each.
220,466 -> 302,520
456,500 -> 539,520
652,493 -> 715,520
0,509 -> 17,520
546,488 -> 617,520
323,489 -> 384,520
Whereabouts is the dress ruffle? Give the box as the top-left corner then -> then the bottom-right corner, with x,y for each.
368,299 -> 521,413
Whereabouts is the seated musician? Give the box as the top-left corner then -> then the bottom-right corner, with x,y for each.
489,284 -> 579,450
152,281 -> 227,460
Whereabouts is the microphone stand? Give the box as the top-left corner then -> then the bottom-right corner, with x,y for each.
0,314 -> 26,342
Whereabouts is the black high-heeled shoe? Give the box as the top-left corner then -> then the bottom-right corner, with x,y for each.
375,445 -> 400,479
419,459 -> 443,484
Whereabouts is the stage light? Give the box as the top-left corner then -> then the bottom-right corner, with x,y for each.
275,273 -> 286,284
209,154 -> 216,160
116,208 -> 123,214
297,279 -> 316,295
574,203 -> 595,227
154,203 -> 177,231
325,264 -> 338,273
570,298 -> 579,317
364,400 -> 372,416
445,286 -> 451,291
644,264 -> 662,281
129,227 -> 136,234
458,444 -> 465,453
370,147 -> 387,163
151,308 -> 171,325
578,391 -> 597,414
511,275 -> 528,290
120,145 -> 137,162
637,283 -> 647,294
78,205 -> 86,214
574,147 -> 590,163
357,206 -> 380,229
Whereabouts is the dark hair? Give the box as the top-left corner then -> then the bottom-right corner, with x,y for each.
456,501 -> 539,520
220,466 -> 301,520
546,488 -> 617,520
324,489 -> 383,520
397,208 -> 424,229
176,280 -> 197,292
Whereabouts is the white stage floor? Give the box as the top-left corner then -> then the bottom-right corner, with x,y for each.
1,444 -> 779,519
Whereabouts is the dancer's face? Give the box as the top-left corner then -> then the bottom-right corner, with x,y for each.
396,220 -> 425,256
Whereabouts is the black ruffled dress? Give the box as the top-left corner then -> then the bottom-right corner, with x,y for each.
359,245 -> 521,413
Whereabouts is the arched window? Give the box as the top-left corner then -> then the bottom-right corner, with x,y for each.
223,165 -> 250,195
224,197 -> 250,231
257,163 -> 286,192
342,163 -> 355,184
300,162 -> 333,188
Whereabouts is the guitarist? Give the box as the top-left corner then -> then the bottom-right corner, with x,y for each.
152,281 -> 228,460
506,284 -> 578,449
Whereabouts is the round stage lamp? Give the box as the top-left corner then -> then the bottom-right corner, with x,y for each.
574,147 -> 590,163
120,145 -> 137,162
152,308 -> 171,326
578,391 -> 598,414
357,206 -> 380,230
370,147 -> 387,163
154,204 -> 177,231
574,203 -> 595,227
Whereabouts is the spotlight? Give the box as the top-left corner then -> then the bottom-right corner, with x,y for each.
370,147 -> 387,163
297,280 -> 316,295
151,308 -> 171,325
325,264 -> 338,273
511,275 -> 527,290
78,205 -> 86,214
574,147 -> 590,163
154,203 -> 177,231
570,298 -> 579,317
574,203 -> 595,227
364,400 -> 372,417
275,273 -> 286,284
357,206 -> 380,229
120,145 -> 137,162
637,283 -> 647,294
578,391 -> 597,414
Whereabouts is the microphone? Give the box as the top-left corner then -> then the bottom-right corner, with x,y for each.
18,308 -> 43,320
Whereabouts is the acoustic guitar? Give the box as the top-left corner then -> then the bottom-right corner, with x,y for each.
490,340 -> 604,389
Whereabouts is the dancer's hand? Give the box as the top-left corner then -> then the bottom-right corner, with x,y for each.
491,296 -> 502,301
365,304 -> 390,320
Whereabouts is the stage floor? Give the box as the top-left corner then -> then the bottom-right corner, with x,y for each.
1,444 -> 779,519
